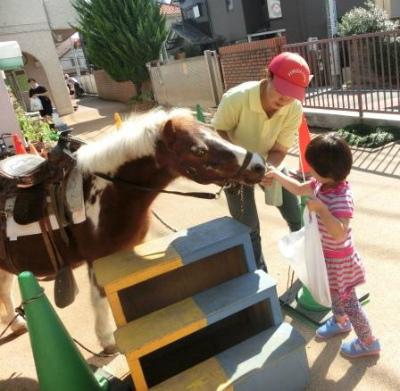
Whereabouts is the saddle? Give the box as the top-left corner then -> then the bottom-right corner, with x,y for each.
0,132 -> 84,307
0,154 -> 49,224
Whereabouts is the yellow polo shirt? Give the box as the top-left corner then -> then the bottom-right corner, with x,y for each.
211,81 -> 303,157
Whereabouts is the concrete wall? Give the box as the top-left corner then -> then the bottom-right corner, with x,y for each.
241,0 -> 267,35
0,0 -> 48,35
206,0 -> 247,43
0,0 -> 76,32
388,0 -> 400,17
336,0 -> 365,18
266,0 -> 365,43
0,74 -> 21,136
149,55 -> 217,108
268,0 -> 326,43
42,0 -> 77,30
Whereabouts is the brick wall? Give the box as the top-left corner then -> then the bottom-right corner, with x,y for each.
93,70 -> 137,103
218,37 -> 286,91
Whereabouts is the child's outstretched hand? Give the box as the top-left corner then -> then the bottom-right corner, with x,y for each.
261,165 -> 277,186
306,197 -> 327,214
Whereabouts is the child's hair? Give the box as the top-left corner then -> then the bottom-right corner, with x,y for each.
27,78 -> 36,83
305,133 -> 353,182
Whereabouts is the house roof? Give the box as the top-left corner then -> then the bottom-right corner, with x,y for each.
172,22 -> 215,45
160,4 -> 181,16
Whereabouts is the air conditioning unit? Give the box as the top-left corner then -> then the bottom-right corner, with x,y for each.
0,41 -> 23,70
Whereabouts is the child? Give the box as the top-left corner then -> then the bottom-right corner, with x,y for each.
264,133 -> 380,358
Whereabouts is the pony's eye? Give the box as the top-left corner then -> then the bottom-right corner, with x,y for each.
193,147 -> 207,157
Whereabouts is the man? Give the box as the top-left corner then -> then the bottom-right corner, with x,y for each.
212,52 -> 312,270
28,78 -> 53,122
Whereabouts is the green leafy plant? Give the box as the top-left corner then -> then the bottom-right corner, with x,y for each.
336,124 -> 400,148
73,0 -> 167,96
338,1 -> 398,36
15,106 -> 59,143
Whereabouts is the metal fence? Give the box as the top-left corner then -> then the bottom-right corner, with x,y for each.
284,30 -> 400,117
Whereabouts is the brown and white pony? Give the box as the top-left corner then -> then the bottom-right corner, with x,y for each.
0,108 -> 265,351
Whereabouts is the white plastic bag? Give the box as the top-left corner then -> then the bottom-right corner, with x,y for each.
30,97 -> 43,111
278,208 -> 332,307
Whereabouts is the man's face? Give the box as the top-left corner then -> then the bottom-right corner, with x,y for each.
29,80 -> 37,88
266,82 -> 294,112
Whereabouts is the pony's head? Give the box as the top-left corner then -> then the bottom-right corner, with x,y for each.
76,108 -> 265,186
156,110 -> 265,185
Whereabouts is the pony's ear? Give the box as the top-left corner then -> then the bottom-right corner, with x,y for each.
162,119 -> 177,150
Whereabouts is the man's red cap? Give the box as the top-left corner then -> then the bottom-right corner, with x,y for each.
268,52 -> 312,101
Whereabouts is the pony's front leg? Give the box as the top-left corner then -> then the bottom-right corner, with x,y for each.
0,269 -> 27,334
88,265 -> 116,354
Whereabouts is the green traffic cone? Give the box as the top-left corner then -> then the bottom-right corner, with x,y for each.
18,271 -> 109,391
196,104 -> 205,123
296,286 -> 330,312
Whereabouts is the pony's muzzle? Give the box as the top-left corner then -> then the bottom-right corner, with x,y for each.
249,153 -> 266,175
252,163 -> 265,175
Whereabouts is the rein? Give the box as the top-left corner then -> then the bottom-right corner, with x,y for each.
93,151 -> 254,201
94,172 -> 223,199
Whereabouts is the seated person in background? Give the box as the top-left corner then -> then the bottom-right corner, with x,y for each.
64,74 -> 79,109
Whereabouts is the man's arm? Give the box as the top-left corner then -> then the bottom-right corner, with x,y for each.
217,129 -> 232,142
266,141 -> 288,167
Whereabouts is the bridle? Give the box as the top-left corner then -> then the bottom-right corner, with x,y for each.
93,151 -> 255,200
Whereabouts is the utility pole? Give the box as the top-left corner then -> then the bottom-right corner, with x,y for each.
325,0 -> 338,38
72,39 -> 81,80
325,0 -> 340,88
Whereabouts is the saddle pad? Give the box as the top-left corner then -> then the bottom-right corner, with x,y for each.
6,168 -> 86,241
0,154 -> 46,177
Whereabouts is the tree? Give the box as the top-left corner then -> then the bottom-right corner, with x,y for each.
338,0 -> 398,36
73,0 -> 167,96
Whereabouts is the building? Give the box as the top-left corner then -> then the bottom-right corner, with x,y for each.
57,35 -> 88,76
160,3 -> 183,61
172,0 -> 369,48
376,0 -> 400,19
0,0 -> 76,115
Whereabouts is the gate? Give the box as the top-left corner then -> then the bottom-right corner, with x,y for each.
148,50 -> 223,109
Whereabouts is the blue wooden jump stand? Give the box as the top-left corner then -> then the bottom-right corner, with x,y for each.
94,217 -> 310,390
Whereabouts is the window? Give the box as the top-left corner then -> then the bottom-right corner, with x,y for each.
193,5 -> 201,18
225,0 -> 233,12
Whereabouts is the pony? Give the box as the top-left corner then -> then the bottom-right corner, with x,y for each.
0,108 -> 265,352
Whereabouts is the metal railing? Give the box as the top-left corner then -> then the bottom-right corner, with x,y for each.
284,30 -> 400,117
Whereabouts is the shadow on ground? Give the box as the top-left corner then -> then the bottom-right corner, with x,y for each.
0,375 -> 39,391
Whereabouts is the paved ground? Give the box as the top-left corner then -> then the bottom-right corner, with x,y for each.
0,97 -> 399,390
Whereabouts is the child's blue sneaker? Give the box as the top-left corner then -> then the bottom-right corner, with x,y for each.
341,338 -> 381,358
316,317 -> 352,339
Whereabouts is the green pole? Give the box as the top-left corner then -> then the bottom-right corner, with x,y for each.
18,271 -> 109,391
296,196 -> 330,312
195,104 -> 205,123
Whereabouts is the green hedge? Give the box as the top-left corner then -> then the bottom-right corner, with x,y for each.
336,124 -> 400,148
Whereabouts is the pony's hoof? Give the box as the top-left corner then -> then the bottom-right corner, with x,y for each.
103,344 -> 118,355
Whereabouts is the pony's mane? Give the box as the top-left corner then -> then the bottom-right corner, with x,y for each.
77,108 -> 193,174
